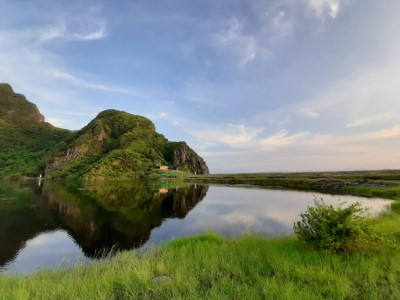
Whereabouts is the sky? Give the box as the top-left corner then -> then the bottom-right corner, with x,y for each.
1,0 -> 399,173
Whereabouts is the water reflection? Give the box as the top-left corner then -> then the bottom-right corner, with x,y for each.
142,186 -> 392,248
0,180 -> 208,273
2,230 -> 86,274
0,180 -> 392,274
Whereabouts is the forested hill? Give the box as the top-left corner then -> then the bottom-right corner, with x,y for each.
0,84 -> 209,179
0,84 -> 72,178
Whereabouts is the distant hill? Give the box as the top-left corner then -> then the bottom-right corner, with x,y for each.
0,84 -> 209,179
0,84 -> 72,178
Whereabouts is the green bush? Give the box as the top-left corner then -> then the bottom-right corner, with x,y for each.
293,198 -> 373,252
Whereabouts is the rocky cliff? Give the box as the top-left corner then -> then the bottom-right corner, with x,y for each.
168,142 -> 209,175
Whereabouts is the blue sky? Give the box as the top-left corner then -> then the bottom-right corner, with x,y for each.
1,0 -> 400,173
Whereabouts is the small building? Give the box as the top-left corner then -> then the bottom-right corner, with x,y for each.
158,188 -> 168,194
160,165 -> 169,170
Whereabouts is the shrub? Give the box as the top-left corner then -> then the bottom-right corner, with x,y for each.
293,198 -> 373,252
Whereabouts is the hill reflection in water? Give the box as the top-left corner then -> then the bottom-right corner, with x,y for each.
0,180 -> 208,271
1,180 -> 392,274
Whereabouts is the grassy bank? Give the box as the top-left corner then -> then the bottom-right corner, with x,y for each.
1,170 -> 400,299
0,231 -> 399,300
186,170 -> 400,199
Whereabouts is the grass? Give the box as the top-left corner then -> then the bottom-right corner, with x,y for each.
0,232 -> 399,299
186,170 -> 400,198
2,170 -> 400,299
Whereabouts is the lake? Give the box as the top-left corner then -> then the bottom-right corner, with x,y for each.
0,179 -> 391,274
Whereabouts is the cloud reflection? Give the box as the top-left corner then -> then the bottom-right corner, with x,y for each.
3,230 -> 87,275
143,186 -> 391,248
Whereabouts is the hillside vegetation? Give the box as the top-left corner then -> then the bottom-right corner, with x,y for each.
0,84 -> 208,179
0,84 -> 72,178
45,110 -> 208,179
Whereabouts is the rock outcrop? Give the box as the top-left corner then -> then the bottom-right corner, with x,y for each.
170,142 -> 209,175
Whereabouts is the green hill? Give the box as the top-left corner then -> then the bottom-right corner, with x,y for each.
0,83 -> 208,179
0,84 -> 72,178
45,109 -> 209,179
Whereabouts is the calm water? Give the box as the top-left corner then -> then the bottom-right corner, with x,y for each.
0,180 -> 391,274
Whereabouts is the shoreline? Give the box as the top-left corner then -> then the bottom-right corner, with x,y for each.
1,170 -> 400,298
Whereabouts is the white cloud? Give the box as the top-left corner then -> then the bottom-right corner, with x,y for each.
253,54 -> 400,133
0,16 -> 108,95
300,108 -> 319,119
273,11 -> 286,28
37,20 -> 106,43
37,23 -> 67,43
216,17 -> 257,67
203,124 -> 400,173
144,112 -> 168,120
259,130 -> 309,150
270,9 -> 294,39
356,125 -> 400,141
346,113 -> 394,128
220,213 -> 260,225
1,0 -> 398,173
0,14 -> 111,130
191,124 -> 264,149
306,0 -> 342,19
228,45 -> 400,172
48,70 -> 140,95
72,24 -> 106,41
28,230 -> 68,247
218,17 -> 242,44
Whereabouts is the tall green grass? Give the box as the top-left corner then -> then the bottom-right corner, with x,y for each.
1,231 -> 399,299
